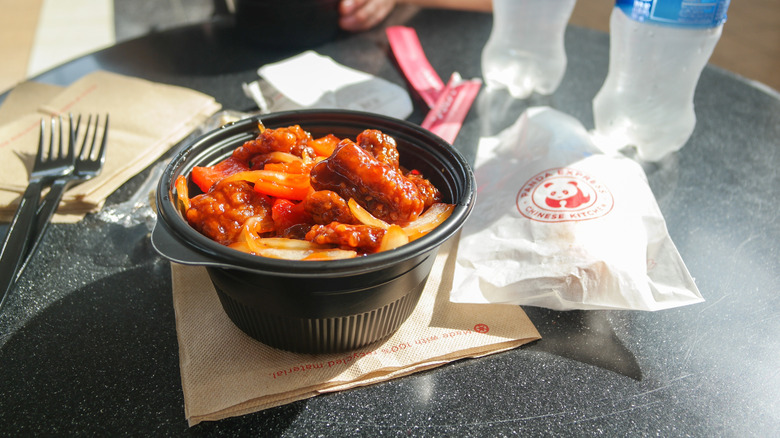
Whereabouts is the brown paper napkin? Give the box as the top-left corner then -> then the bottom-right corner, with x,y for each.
0,81 -> 63,126
0,70 -> 221,222
171,238 -> 541,426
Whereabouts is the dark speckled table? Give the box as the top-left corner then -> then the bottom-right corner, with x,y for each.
1,8 -> 778,436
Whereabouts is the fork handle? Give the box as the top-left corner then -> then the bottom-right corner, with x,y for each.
0,181 -> 44,310
13,178 -> 74,283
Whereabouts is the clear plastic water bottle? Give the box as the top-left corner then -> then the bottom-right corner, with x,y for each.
481,0 -> 577,99
592,0 -> 730,161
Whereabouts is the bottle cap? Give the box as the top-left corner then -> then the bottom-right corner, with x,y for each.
616,0 -> 729,28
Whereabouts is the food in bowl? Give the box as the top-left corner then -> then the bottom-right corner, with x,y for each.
152,110 -> 475,353
174,122 -> 454,261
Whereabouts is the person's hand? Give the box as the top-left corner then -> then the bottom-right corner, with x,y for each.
339,0 -> 397,32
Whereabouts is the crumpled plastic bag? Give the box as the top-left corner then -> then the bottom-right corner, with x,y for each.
243,51 -> 413,120
451,107 -> 703,311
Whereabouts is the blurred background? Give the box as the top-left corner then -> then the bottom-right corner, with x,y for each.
1,0 -> 778,95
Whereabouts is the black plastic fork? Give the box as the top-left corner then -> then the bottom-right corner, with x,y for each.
15,114 -> 110,285
0,115 -> 77,310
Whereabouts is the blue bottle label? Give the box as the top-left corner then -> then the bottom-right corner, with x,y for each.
616,0 -> 729,28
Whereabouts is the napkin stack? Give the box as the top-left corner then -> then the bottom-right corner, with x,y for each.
0,71 -> 221,222
172,238 -> 541,426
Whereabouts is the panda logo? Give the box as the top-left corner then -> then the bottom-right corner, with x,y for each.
542,180 -> 591,209
516,168 -> 613,223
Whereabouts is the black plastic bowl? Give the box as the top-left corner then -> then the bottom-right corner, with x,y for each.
152,110 -> 475,354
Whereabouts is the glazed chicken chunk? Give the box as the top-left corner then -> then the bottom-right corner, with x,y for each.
310,139 -> 425,223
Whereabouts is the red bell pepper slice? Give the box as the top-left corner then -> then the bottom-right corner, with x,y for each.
310,134 -> 340,157
251,171 -> 312,201
191,156 -> 249,192
271,198 -> 311,231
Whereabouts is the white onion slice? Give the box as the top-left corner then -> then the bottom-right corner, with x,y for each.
379,225 -> 409,252
402,203 -> 454,241
348,198 -> 390,229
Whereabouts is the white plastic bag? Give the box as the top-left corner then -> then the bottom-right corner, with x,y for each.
244,51 -> 413,119
451,107 -> 703,311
